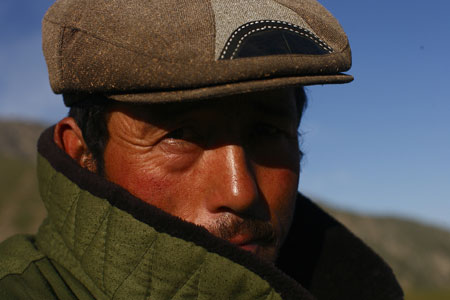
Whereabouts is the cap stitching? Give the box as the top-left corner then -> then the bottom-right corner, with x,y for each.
220,20 -> 333,60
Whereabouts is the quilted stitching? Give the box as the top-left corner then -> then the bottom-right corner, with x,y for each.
168,260 -> 204,300
35,153 -> 286,300
76,190 -> 111,259
102,207 -> 112,292
61,189 -> 81,251
111,237 -> 157,299
79,205 -> 110,294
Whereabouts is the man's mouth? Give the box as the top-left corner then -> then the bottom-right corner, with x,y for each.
227,233 -> 273,254
205,214 -> 277,254
237,243 -> 259,253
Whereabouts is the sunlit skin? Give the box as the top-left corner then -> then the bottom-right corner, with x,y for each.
56,88 -> 301,263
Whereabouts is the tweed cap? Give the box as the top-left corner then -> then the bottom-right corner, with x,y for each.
43,0 -> 353,106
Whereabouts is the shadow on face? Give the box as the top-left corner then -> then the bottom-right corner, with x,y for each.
107,88 -> 301,168
103,88 -> 302,262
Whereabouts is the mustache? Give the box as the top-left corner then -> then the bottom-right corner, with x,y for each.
205,214 -> 277,246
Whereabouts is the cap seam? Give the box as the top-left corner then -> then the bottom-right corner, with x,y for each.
43,18 -> 170,62
273,0 -> 344,51
207,1 -> 217,62
273,0 -> 317,44
57,25 -> 66,90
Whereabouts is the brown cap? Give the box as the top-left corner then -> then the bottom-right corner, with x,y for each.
42,0 -> 353,106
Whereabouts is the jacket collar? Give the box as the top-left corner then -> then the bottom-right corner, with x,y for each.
35,126 -> 314,299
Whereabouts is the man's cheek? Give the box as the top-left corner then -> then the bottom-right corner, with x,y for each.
258,167 -> 299,198
258,168 -> 298,228
126,167 -> 203,219
131,174 -> 172,202
105,157 -> 171,203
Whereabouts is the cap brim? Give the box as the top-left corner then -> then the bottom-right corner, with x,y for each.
105,74 -> 353,104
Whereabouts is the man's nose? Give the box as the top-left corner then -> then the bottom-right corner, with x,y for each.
207,145 -> 266,218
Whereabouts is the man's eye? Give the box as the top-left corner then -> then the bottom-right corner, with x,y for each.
251,123 -> 297,141
159,127 -> 203,154
165,128 -> 198,140
164,127 -> 207,145
253,124 -> 284,136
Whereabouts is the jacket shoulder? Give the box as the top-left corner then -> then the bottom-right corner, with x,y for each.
0,235 -> 44,279
0,235 -> 94,299
0,235 -> 56,299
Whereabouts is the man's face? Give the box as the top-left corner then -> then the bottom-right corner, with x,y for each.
103,88 -> 301,263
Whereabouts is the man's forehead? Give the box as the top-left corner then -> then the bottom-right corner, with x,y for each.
111,88 -> 298,122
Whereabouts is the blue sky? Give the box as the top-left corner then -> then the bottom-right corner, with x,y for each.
1,1 -> 449,229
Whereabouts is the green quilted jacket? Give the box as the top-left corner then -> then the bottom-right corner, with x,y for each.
0,128 -> 404,300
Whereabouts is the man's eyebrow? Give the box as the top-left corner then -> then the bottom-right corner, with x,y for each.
166,101 -> 206,114
137,101 -> 215,127
252,101 -> 296,119
143,99 -> 297,124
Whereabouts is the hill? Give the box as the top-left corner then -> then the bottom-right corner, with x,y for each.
0,120 -> 47,239
0,119 -> 449,299
318,202 -> 450,296
0,120 -> 46,163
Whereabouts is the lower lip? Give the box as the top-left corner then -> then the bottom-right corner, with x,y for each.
238,243 -> 259,253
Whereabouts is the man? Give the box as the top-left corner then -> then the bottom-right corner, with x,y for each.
0,0 -> 403,299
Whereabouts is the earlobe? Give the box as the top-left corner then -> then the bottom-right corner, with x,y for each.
54,117 -> 97,172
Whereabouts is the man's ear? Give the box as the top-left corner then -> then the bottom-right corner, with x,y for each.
54,117 -> 97,173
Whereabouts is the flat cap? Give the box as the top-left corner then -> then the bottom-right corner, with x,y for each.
43,0 -> 353,105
